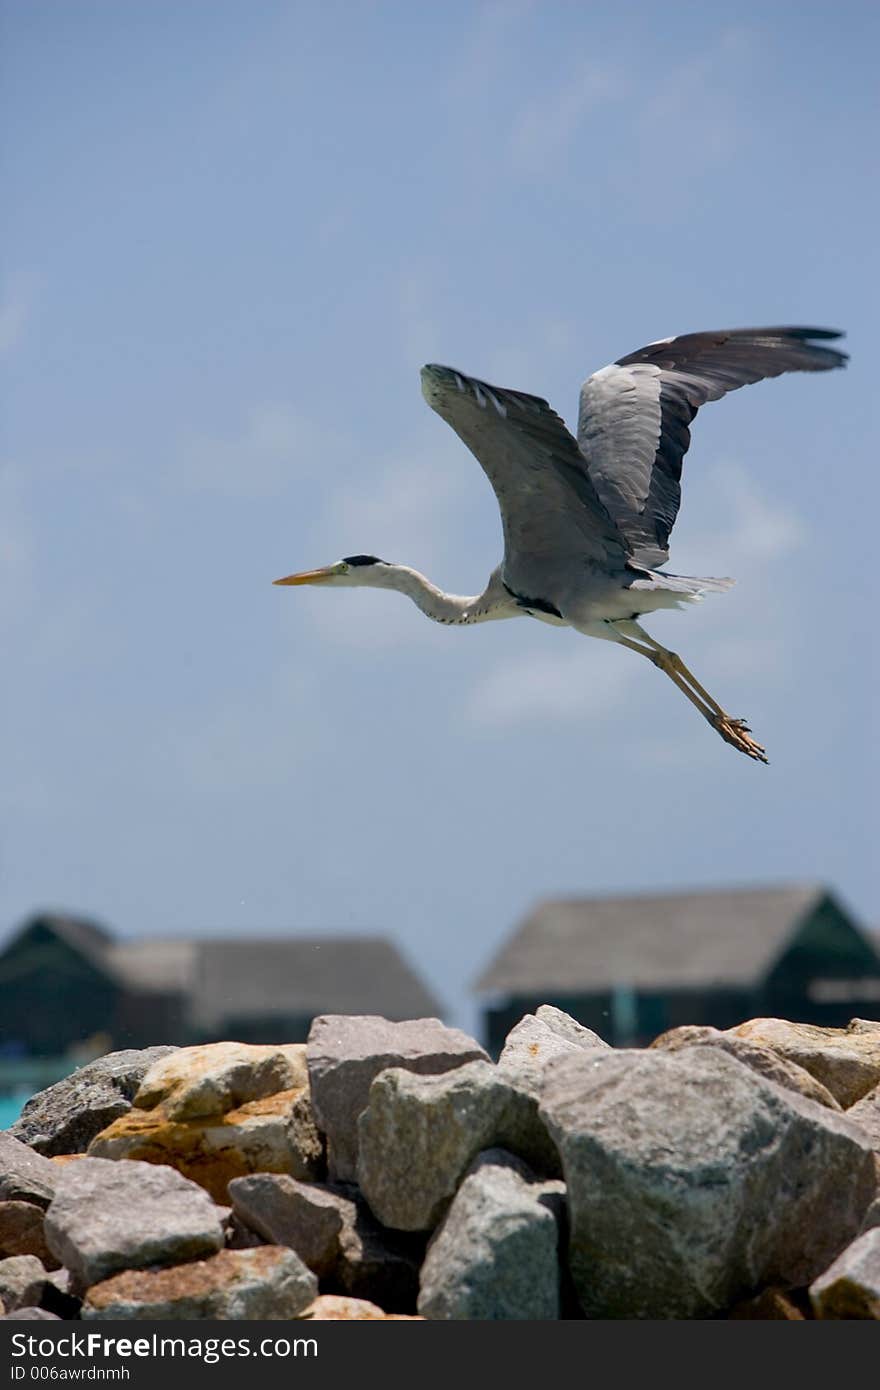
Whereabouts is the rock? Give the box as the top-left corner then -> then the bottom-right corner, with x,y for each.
9,1048 -> 178,1156
418,1150 -> 564,1320
44,1156 -> 224,1289
40,1267 -> 81,1320
88,1066 -> 324,1204
0,1134 -> 58,1209
334,1189 -> 424,1313
307,1015 -> 488,1180
1,1306 -> 60,1320
728,1018 -> 880,1108
859,1198 -> 880,1235
495,1008 -> 610,1177
134,1042 -> 308,1120
500,1006 -> 610,1065
81,1246 -> 317,1320
224,1212 -> 266,1250
0,1201 -> 59,1268
846,1083 -> 880,1153
357,1062 -> 511,1230
540,1048 -> 877,1319
0,1256 -> 47,1314
728,1287 -> 809,1319
810,1228 -> 880,1318
651,1025 -> 842,1110
228,1174 -> 343,1277
299,1295 -> 421,1320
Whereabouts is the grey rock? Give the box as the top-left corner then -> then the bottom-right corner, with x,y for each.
81,1246 -> 317,1320
1,1306 -> 60,1320
810,1227 -> 880,1318
228,1174 -> 343,1277
224,1212 -> 266,1250
418,1149 -> 564,1320
357,1062 -> 511,1230
496,1007 -> 610,1177
651,1025 -> 842,1110
307,1014 -> 488,1181
9,1048 -> 178,1156
540,1048 -> 877,1319
0,1134 -> 58,1209
44,1156 -> 224,1289
334,1187 -> 424,1314
846,1083 -> 880,1153
502,1006 -> 610,1060
0,1255 -> 47,1314
859,1198 -> 880,1235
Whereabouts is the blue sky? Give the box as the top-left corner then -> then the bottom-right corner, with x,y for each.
1,0 -> 877,1033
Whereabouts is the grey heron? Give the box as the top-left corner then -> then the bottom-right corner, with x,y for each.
275,326 -> 846,763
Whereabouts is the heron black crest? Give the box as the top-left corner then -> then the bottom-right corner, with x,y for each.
343,554 -> 382,566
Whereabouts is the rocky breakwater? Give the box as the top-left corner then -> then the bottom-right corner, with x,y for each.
1,1012 -> 879,1320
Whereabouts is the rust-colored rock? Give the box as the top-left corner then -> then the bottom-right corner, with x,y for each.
651,1025 -> 841,1110
89,1087 -> 323,1203
728,1019 -> 880,1108
82,1246 -> 317,1320
134,1043 -> 308,1120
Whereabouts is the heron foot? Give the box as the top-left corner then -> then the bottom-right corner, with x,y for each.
712,714 -> 768,764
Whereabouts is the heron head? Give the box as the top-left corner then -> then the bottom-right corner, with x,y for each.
273,554 -> 387,587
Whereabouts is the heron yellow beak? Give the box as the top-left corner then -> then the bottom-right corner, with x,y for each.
272,562 -> 346,586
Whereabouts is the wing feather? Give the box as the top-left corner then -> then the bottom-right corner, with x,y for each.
421,364 -> 628,594
577,326 -> 847,568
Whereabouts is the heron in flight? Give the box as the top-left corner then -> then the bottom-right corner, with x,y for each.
275,327 -> 846,763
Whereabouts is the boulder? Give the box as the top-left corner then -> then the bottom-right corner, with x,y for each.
133,1042 -> 308,1120
846,1083 -> 880,1153
1,1306 -> 60,1320
810,1228 -> 880,1318
0,1255 -> 47,1314
334,1188 -> 424,1313
0,1201 -> 59,1268
651,1025 -> 841,1109
9,1048 -> 177,1156
307,1015 -> 487,1180
0,1134 -> 58,1209
81,1246 -> 317,1320
417,1150 -> 564,1320
540,1048 -> 877,1318
299,1295 -> 422,1320
357,1062 -> 511,1230
728,1018 -> 880,1107
228,1174 -> 343,1277
88,1044 -> 323,1202
44,1156 -> 224,1289
495,1007 -> 611,1176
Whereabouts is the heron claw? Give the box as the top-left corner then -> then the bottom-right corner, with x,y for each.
713,714 -> 768,764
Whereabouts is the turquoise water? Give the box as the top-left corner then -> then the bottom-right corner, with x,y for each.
0,1093 -> 30,1128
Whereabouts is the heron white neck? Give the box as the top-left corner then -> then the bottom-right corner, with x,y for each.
365,563 -> 515,626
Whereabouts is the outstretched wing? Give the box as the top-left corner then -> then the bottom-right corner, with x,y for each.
421,364 -> 628,594
577,326 -> 847,569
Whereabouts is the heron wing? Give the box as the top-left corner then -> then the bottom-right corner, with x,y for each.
421,364 -> 628,591
577,326 -> 847,569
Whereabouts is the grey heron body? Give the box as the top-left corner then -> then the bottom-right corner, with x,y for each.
276,326 -> 847,763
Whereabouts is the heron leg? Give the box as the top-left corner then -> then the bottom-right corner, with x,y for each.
610,625 -> 768,764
